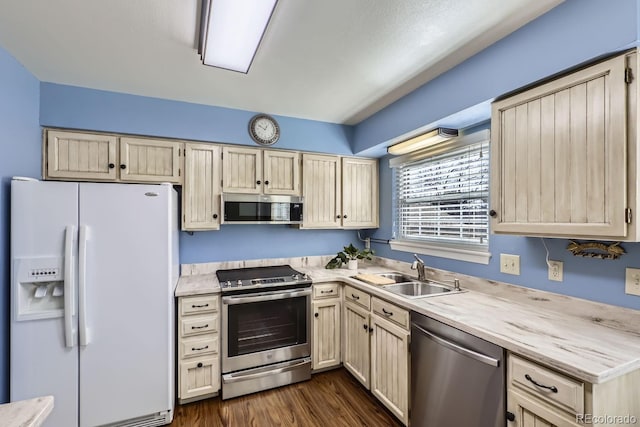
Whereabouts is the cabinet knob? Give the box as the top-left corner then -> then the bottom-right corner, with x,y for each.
314,313 -> 319,318
120,164 -> 127,170
257,180 -> 261,185
265,180 -> 270,185
369,327 -> 373,333
213,214 -> 218,219
506,412 -> 515,422
343,214 -> 348,219
197,362 -> 203,368
108,163 -> 115,169
489,209 -> 497,218
363,324 -> 368,331
336,215 -> 341,219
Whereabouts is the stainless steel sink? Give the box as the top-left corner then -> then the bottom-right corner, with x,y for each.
382,281 -> 454,299
375,272 -> 416,283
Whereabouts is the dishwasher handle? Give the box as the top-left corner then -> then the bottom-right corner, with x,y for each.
412,322 -> 500,367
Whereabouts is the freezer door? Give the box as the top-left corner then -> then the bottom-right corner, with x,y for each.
78,183 -> 175,427
10,179 -> 79,427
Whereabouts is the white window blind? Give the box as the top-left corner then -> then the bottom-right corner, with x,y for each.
393,136 -> 489,250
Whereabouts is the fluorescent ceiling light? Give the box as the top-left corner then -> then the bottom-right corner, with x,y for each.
200,0 -> 278,73
387,128 -> 459,155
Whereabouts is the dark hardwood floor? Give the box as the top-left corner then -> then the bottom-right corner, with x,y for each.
169,368 -> 402,427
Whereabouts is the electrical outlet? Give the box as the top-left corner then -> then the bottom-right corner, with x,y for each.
500,254 -> 520,275
625,268 -> 640,296
548,260 -> 563,282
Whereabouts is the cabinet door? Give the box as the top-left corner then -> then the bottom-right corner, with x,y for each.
508,389 -> 581,427
491,54 -> 627,238
301,154 -> 342,228
342,301 -> 370,389
46,130 -> 117,180
370,315 -> 409,425
179,356 -> 220,401
183,143 -> 222,230
222,146 -> 262,193
342,157 -> 379,228
263,150 -> 300,195
312,299 -> 341,370
119,137 -> 182,183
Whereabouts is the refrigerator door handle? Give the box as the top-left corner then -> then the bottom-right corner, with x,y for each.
79,225 -> 90,346
63,225 -> 76,348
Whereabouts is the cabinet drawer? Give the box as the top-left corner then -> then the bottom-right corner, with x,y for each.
344,285 -> 371,310
180,313 -> 219,337
509,354 -> 584,415
179,356 -> 219,401
180,294 -> 218,316
180,333 -> 218,359
313,283 -> 341,299
371,297 -> 408,330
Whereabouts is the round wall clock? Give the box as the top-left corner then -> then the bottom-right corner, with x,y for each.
248,114 -> 280,146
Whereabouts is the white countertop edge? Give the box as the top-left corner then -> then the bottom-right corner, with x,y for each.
0,396 -> 54,427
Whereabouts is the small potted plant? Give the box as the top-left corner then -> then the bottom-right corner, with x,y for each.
325,243 -> 374,270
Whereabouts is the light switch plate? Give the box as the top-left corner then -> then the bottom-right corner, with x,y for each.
500,254 -> 520,275
548,260 -> 563,282
625,268 -> 640,296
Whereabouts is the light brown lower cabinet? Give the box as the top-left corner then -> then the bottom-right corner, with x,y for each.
342,285 -> 409,426
312,282 -> 342,371
177,294 -> 220,403
507,353 -> 640,427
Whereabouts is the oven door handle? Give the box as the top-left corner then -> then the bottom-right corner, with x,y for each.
222,288 -> 311,305
223,358 -> 311,383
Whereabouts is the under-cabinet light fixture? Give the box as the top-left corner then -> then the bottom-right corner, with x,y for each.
387,127 -> 459,155
199,0 -> 278,73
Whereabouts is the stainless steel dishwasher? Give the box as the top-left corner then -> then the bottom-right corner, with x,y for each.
411,312 -> 505,427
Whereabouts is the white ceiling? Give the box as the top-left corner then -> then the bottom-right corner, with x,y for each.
0,0 -> 563,125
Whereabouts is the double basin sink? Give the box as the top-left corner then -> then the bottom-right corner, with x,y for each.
356,272 -> 461,299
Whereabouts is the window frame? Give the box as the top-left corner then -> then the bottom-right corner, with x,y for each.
389,130 -> 491,265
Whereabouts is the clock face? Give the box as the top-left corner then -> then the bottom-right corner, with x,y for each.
249,114 -> 280,146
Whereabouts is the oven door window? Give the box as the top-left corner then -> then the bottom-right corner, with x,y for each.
227,295 -> 308,357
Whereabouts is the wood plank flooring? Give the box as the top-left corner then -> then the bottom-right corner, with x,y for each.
169,369 -> 402,427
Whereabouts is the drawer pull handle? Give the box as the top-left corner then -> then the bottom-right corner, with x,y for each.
192,324 -> 209,330
351,294 -> 360,300
525,374 -> 558,393
382,308 -> 393,316
192,345 -> 209,351
320,290 -> 334,294
192,303 -> 209,308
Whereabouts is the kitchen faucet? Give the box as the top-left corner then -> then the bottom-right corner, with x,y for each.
411,254 -> 426,281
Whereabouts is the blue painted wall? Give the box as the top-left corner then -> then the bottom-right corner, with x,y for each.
353,0 -> 639,153
40,83 -> 353,155
0,47 -> 41,403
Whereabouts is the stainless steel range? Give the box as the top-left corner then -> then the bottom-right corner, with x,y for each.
217,265 -> 312,399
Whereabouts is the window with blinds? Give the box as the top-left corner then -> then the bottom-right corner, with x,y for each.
394,137 -> 489,249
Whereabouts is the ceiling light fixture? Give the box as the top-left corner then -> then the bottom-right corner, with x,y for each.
387,127 -> 459,155
199,0 -> 278,73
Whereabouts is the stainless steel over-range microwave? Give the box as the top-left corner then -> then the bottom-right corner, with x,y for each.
222,194 -> 303,224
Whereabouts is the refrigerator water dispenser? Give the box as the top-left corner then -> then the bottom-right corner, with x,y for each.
13,256 -> 66,320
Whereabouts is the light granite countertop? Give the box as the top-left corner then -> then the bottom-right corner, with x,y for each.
0,396 -> 53,427
175,256 -> 640,385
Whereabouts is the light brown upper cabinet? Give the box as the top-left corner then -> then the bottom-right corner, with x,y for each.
45,130 -> 183,184
222,146 -> 300,195
302,154 -> 378,229
182,143 -> 222,231
490,51 -> 635,239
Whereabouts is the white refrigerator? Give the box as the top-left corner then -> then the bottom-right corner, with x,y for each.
10,178 -> 178,427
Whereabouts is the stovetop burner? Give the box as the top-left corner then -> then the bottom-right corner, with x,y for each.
216,265 -> 312,292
